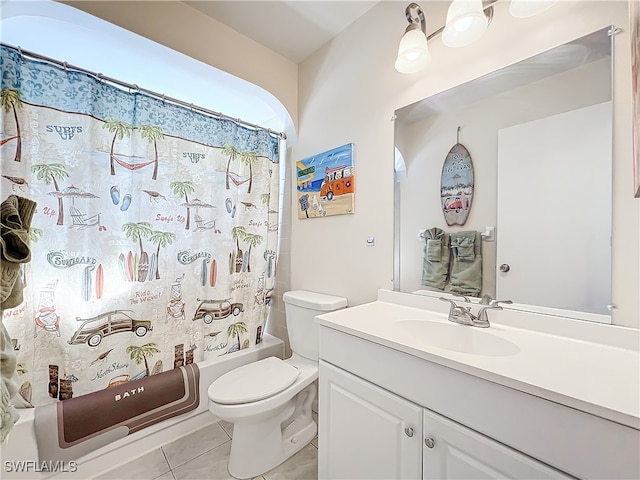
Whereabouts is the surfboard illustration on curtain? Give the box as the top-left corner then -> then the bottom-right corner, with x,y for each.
441,128 -> 474,226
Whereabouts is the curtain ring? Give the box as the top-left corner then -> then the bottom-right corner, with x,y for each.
63,62 -> 68,74
17,46 -> 24,63
132,84 -> 140,93
161,94 -> 166,105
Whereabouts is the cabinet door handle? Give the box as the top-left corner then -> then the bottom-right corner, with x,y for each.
404,427 -> 414,437
424,437 -> 435,448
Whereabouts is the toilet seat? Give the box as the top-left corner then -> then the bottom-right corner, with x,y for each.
209,357 -> 299,405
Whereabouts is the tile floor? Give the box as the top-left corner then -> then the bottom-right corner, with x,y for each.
96,417 -> 318,480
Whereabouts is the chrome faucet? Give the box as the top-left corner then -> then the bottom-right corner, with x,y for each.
439,297 -> 475,326
439,296 -> 512,328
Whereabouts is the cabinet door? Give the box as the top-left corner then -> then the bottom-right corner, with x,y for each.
422,408 -> 570,479
319,361 -> 422,480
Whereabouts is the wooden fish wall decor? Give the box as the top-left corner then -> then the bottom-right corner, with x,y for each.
440,127 -> 474,226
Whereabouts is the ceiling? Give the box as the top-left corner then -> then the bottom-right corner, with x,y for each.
184,1 -> 380,63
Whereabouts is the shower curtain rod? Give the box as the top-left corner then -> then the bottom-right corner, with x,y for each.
1,43 -> 287,140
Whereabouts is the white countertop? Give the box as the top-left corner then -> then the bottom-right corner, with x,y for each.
316,290 -> 640,430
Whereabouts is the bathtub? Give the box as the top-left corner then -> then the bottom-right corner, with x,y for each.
1,334 -> 284,479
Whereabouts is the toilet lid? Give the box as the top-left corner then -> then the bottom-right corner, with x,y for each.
208,357 -> 300,405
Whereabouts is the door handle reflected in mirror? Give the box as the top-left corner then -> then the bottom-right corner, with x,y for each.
499,264 -> 510,273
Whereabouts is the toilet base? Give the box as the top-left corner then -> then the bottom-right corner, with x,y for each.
227,384 -> 316,479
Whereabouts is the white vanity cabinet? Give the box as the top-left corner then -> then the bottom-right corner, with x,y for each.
319,361 -> 422,479
319,360 -> 568,480
317,319 -> 640,480
421,408 -> 567,479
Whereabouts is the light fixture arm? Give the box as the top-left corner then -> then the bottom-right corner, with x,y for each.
404,3 -> 426,36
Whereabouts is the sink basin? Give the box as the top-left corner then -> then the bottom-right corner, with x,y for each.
394,319 -> 520,357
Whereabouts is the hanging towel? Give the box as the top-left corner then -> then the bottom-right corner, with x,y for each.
1,195 -> 37,310
449,231 -> 482,297
421,228 -> 451,290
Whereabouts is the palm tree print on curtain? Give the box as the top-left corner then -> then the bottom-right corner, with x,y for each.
1,45 -> 281,407
231,226 -> 246,273
244,232 -> 263,272
126,343 -> 161,377
170,180 -> 196,230
31,163 -> 70,226
103,117 -> 134,176
122,222 -> 153,282
223,143 -> 240,190
148,230 -> 176,280
227,322 -> 248,352
240,150 -> 258,193
139,124 -> 164,180
223,144 -> 257,192
0,88 -> 22,162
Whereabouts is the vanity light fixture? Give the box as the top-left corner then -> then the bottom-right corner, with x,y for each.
394,2 -> 432,74
395,0 -> 558,73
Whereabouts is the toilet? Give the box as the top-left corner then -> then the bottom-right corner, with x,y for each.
208,290 -> 347,479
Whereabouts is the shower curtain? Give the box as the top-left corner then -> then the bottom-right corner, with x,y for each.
0,46 -> 281,408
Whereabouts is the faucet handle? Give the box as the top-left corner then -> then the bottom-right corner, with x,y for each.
474,302 -> 508,328
450,293 -> 471,303
439,297 -> 469,315
440,298 -> 474,325
490,299 -> 513,307
439,297 -> 458,309
480,294 -> 493,305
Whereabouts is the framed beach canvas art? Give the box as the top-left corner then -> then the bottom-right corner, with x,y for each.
296,143 -> 355,219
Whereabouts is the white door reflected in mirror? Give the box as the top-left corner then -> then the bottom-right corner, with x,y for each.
496,102 -> 612,315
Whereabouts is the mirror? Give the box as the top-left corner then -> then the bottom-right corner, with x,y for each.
394,27 -> 613,322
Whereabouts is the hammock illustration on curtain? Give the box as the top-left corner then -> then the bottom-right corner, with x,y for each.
113,155 -> 156,171
0,45 -> 281,408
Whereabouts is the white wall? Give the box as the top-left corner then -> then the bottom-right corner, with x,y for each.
293,1 -> 639,328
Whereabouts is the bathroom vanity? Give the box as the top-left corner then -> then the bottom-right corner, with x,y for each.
316,290 -> 640,479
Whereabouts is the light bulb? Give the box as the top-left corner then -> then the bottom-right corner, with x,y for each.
395,28 -> 432,73
442,0 -> 488,48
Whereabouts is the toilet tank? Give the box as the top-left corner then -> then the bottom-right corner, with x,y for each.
283,290 -> 347,361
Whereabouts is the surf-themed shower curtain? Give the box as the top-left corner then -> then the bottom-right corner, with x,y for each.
0,46 -> 280,407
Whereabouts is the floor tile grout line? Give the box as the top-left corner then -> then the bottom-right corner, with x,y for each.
160,446 -> 171,473
168,437 -> 233,473
161,423 -> 232,471
158,447 -> 176,480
